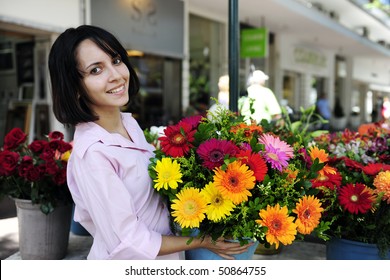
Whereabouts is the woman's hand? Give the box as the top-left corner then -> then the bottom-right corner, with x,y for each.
200,236 -> 255,260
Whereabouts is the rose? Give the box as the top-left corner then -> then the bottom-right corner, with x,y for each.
4,128 -> 27,150
48,131 -> 64,141
18,156 -> 33,178
53,167 -> 67,185
28,140 -> 47,153
0,150 -> 20,176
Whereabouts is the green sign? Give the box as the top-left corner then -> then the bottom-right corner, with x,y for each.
240,28 -> 268,58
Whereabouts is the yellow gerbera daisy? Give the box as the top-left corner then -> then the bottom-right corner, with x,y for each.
292,195 -> 323,234
213,160 -> 255,204
256,204 -> 297,249
153,157 -> 183,191
171,187 -> 207,228
201,182 -> 235,222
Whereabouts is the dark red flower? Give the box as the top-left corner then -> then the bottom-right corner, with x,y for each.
3,128 -> 27,150
26,166 -> 43,182
28,140 -> 47,153
45,159 -> 59,175
0,150 -> 20,176
196,138 -> 239,169
48,131 -> 64,141
53,168 -> 67,185
18,156 -> 34,178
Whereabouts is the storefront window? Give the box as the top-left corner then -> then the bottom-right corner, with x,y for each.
127,54 -> 182,129
189,14 -> 226,116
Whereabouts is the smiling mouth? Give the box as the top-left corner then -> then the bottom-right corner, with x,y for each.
107,84 -> 125,94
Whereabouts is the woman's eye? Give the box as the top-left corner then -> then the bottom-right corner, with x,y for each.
113,57 -> 122,65
90,67 -> 102,74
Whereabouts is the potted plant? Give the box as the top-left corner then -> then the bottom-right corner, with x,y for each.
0,128 -> 73,259
147,106 -> 328,259
313,124 -> 390,259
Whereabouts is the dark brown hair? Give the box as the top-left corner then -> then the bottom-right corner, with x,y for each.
48,25 -> 139,126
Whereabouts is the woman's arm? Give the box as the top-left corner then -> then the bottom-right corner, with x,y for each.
160,235 -> 254,260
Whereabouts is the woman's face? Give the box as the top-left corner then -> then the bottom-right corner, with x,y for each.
76,39 -> 130,115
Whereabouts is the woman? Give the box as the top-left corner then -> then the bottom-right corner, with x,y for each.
48,25 -> 252,260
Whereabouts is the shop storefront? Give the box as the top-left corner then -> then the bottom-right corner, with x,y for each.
91,0 -> 185,129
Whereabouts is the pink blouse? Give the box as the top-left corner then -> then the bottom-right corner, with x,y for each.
67,113 -> 179,260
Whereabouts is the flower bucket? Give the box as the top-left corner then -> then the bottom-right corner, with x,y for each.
70,204 -> 90,236
15,198 -> 72,259
326,238 -> 390,260
185,240 -> 259,260
184,229 -> 258,260
255,243 -> 283,255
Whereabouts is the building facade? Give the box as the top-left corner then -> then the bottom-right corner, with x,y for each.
1,0 -> 390,145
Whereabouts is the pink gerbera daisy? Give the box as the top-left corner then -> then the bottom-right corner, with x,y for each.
258,133 -> 294,172
197,139 -> 239,170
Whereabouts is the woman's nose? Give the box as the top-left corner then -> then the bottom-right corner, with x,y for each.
108,65 -> 122,81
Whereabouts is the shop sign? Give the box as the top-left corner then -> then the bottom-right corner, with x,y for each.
240,28 -> 268,58
293,46 -> 326,68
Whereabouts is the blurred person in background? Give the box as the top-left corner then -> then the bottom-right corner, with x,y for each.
208,74 -> 229,118
315,92 -> 331,130
239,70 -> 282,124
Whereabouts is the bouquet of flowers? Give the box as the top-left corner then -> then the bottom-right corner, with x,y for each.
0,128 -> 73,214
148,106 -> 328,249
313,122 -> 390,258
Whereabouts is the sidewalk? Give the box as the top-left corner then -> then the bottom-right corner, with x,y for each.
1,214 -> 326,260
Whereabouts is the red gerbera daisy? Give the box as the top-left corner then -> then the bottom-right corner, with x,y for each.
311,170 -> 342,190
197,139 -> 239,170
236,150 -> 268,182
362,163 -> 390,176
338,183 -> 375,214
159,122 -> 196,157
343,157 -> 364,171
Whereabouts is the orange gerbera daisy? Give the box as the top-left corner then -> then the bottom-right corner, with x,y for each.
230,123 -> 263,139
256,204 -> 297,249
213,160 -> 255,204
293,195 -> 323,234
308,146 -> 336,175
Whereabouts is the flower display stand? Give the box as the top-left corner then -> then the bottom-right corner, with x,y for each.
14,198 -> 72,259
326,238 -> 390,260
